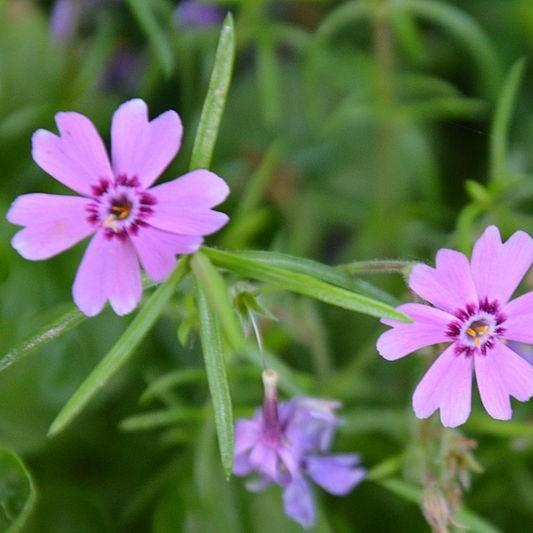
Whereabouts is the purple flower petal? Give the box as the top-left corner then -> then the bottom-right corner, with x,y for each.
149,170 -> 230,209
306,454 -> 365,496
283,477 -> 316,529
413,344 -> 473,428
377,303 -> 453,360
233,452 -> 253,476
111,99 -> 183,189
409,249 -> 477,314
7,193 -> 94,259
73,230 -> 142,316
248,442 -> 279,483
32,112 -> 113,197
130,225 -> 202,282
234,419 -> 261,455
471,226 -> 533,304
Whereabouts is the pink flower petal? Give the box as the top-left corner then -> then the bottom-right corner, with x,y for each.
503,291 -> 533,344
470,225 -> 502,300
413,344 -> 473,428
149,170 -> 230,209
409,249 -> 477,314
111,99 -> 183,189
474,347 -> 511,420
148,207 -> 229,236
130,225 -> 202,282
471,226 -> 533,304
73,231 -> 142,316
377,303 -> 452,360
32,112 -> 113,196
7,193 -> 94,260
474,341 -> 533,420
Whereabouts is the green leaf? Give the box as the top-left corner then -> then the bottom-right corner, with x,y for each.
191,252 -> 244,350
196,283 -> 234,478
127,0 -> 174,76
47,260 -> 190,437
189,14 -> 235,170
202,248 -> 409,322
140,368 -> 207,405
210,248 -> 398,304
0,307 -> 86,374
120,406 -> 204,432
402,0 -> 501,99
0,278 -> 158,376
489,58 -> 526,184
0,447 -> 36,533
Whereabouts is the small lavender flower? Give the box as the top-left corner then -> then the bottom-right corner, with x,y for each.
174,0 -> 224,28
234,369 -> 365,529
7,99 -> 229,316
377,226 -> 533,427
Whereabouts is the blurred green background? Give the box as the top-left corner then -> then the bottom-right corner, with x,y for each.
1,0 -> 533,531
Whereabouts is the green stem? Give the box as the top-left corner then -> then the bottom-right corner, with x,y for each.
338,260 -> 413,275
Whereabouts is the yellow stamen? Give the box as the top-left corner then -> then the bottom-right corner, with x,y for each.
476,325 -> 489,336
111,204 -> 131,220
474,337 -> 481,347
466,327 -> 476,337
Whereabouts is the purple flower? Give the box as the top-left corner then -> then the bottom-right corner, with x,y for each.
377,226 -> 533,428
174,0 -> 224,28
7,99 -> 229,316
234,370 -> 365,529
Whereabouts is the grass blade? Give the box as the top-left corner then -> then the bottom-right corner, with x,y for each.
203,248 -> 409,322
490,57 -> 526,183
196,283 -> 234,478
127,0 -> 174,76
48,260 -> 189,437
191,252 -> 244,351
0,307 -> 86,374
0,278 -> 158,376
189,14 -> 235,170
0,447 -> 37,533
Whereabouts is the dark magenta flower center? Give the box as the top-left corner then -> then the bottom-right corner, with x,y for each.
86,175 -> 156,240
446,298 -> 506,356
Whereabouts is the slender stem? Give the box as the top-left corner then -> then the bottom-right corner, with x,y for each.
373,0 -> 396,234
338,260 -> 413,275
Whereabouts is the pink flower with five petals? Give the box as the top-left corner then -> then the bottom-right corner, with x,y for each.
377,226 -> 533,427
7,99 -> 229,316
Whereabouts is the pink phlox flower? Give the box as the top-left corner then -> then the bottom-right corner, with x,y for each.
7,99 -> 229,316
377,225 -> 533,427
234,370 -> 365,528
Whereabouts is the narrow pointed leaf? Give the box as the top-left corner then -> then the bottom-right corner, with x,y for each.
0,447 -> 36,533
191,252 -> 244,350
190,14 -> 235,169
48,260 -> 189,437
196,283 -> 234,478
0,307 -> 85,374
203,248 -> 409,322
490,57 -> 526,183
127,0 -> 174,76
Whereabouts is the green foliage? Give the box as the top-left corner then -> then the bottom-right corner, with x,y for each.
0,1 -> 532,531
0,447 -> 36,532
196,283 -> 234,479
